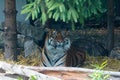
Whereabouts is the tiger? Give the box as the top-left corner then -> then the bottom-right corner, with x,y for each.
40,30 -> 86,67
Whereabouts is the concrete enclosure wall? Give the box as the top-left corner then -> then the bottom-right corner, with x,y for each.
0,0 -> 28,24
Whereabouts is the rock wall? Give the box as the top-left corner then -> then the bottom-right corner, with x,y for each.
0,22 -> 118,57
0,21 -> 45,57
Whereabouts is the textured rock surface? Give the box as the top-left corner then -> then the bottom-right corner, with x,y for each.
110,47 -> 120,60
24,40 -> 41,57
71,37 -> 108,56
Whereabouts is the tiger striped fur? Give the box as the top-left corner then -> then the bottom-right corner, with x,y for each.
65,45 -> 86,67
40,30 -> 86,67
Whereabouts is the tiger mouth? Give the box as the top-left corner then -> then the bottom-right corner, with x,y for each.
54,44 -> 64,49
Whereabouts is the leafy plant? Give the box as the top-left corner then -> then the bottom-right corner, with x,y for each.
89,60 -> 110,80
17,75 -> 37,80
30,75 -> 37,80
21,0 -> 106,30
17,77 -> 23,80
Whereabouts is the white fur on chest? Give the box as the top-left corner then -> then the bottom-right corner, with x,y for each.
42,37 -> 71,67
44,41 -> 68,66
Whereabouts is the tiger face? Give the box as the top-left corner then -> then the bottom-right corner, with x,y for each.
45,30 -> 71,51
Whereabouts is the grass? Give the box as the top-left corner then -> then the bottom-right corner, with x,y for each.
0,50 -> 120,71
89,60 -> 110,80
84,55 -> 120,71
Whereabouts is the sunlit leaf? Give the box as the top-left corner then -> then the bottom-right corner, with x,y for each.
25,13 -> 31,20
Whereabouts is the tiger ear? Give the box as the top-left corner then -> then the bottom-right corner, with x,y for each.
45,29 -> 56,34
45,28 -> 50,33
62,30 -> 69,36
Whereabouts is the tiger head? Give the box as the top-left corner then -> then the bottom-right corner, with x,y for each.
45,30 -> 71,51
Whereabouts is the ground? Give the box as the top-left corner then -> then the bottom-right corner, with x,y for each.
0,28 -> 120,80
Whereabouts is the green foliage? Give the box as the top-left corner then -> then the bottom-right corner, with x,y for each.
17,75 -> 37,80
21,0 -> 106,30
17,77 -> 23,80
89,60 -> 110,80
21,0 -> 47,25
30,75 -> 37,80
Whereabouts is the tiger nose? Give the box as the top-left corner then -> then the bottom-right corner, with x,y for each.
57,40 -> 63,46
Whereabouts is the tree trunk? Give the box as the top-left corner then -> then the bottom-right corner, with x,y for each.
4,0 -> 17,60
107,0 -> 114,54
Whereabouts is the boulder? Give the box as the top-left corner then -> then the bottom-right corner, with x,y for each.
0,21 -> 46,57
24,40 -> 42,57
110,47 -> 120,60
71,37 -> 108,56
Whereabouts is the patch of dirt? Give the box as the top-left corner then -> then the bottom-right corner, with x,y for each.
40,71 -> 90,80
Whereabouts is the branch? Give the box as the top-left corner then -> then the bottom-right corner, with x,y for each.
0,76 -> 17,80
0,61 -> 61,80
26,66 -> 120,77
